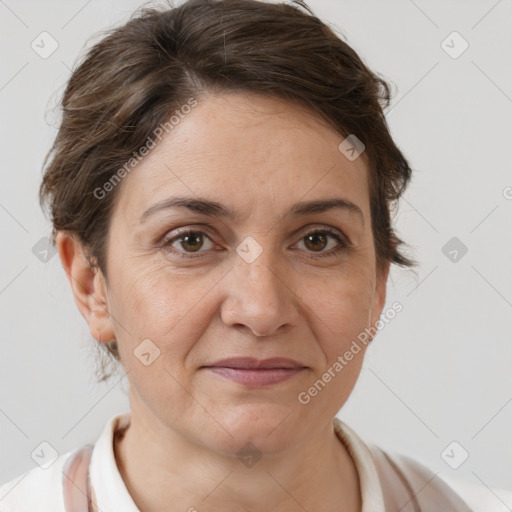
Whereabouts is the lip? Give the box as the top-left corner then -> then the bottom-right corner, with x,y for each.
202,357 -> 307,387
204,357 -> 305,370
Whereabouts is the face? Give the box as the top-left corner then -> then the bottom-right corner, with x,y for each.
63,92 -> 388,456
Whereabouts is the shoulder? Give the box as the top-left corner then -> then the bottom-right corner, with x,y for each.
333,418 -> 512,512
372,445 -> 512,512
0,412 -> 129,511
0,449 -> 74,511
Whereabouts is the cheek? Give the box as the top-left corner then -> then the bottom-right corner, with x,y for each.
299,269 -> 375,410
307,263 -> 376,349
106,264 -> 210,414
109,260 -> 223,370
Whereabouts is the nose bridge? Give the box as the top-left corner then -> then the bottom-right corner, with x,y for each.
241,253 -> 282,299
236,238 -> 286,304
222,235 -> 296,336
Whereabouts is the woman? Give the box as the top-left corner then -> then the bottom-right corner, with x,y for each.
1,0 -> 510,510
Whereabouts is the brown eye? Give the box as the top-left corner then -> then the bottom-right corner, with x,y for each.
304,232 -> 329,252
179,232 -> 204,252
163,229 -> 215,258
295,228 -> 348,259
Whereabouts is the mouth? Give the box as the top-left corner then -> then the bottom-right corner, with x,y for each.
201,357 -> 307,387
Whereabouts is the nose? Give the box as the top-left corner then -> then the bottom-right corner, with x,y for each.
220,249 -> 299,337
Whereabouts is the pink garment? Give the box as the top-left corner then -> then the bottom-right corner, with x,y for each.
2,413 -> 510,511
61,444 -> 94,512
60,417 -> 474,512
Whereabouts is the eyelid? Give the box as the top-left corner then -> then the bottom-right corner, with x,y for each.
161,224 -> 352,259
161,226 -> 218,257
291,227 -> 351,259
290,224 -> 352,246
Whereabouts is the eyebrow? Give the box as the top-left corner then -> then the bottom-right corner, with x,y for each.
139,196 -> 364,225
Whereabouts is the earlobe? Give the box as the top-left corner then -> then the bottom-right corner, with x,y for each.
56,231 -> 115,343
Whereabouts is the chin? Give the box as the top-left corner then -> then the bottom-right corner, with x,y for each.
203,402 -> 302,455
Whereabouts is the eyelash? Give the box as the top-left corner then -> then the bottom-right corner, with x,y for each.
161,227 -> 351,260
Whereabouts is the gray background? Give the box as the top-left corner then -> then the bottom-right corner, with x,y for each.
1,0 -> 511,495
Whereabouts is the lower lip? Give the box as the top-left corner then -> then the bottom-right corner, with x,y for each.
204,367 -> 305,386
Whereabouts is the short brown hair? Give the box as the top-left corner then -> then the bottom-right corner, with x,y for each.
39,0 -> 415,382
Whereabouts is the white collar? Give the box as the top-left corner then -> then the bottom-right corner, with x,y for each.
333,417 -> 386,512
89,411 -> 385,511
89,411 -> 139,511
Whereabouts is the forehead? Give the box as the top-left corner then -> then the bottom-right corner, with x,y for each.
114,92 -> 370,224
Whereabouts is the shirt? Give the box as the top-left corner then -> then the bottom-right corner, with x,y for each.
1,411 -> 511,511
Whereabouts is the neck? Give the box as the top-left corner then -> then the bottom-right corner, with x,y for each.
113,405 -> 361,512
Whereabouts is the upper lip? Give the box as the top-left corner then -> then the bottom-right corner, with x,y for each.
203,357 -> 306,370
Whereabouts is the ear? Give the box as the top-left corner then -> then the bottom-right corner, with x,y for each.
56,231 -> 115,343
369,260 -> 390,330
